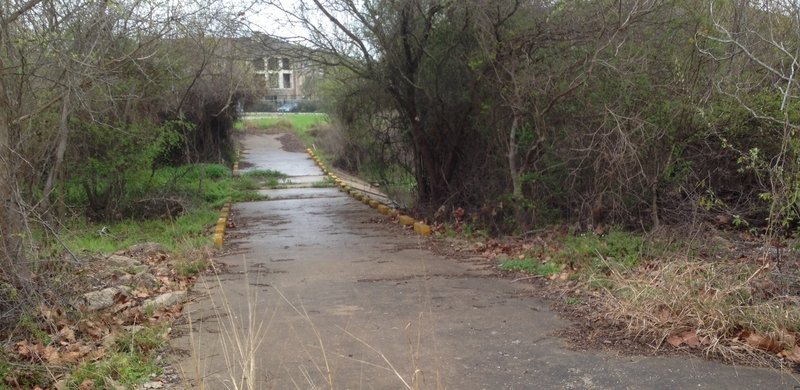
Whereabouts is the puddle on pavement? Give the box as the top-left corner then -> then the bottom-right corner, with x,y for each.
259,187 -> 345,200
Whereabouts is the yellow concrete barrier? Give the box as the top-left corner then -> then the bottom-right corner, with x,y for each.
414,222 -> 432,236
398,215 -> 415,226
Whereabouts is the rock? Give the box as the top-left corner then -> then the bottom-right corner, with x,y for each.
143,381 -> 164,389
106,254 -> 141,268
143,291 -> 186,309
123,242 -> 167,258
123,325 -> 145,333
110,273 -> 133,287
132,272 -> 159,290
78,286 -> 132,311
127,265 -> 149,274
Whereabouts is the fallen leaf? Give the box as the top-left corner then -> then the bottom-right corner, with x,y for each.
666,334 -> 683,347
15,340 -> 32,358
79,379 -> 94,390
779,345 -> 800,363
744,332 -> 783,353
59,326 -> 76,343
666,330 -> 704,348
682,331 -> 701,347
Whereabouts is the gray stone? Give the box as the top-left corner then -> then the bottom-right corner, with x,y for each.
132,272 -> 159,290
126,264 -> 149,274
78,286 -> 132,311
106,254 -> 141,268
124,242 -> 167,258
143,291 -> 186,309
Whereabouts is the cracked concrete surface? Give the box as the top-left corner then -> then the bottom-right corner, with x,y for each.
169,133 -> 799,389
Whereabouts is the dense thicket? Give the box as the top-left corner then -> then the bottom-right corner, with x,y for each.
0,1 -> 254,297
288,0 -> 800,234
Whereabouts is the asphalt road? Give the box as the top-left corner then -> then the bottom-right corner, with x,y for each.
169,133 -> 799,389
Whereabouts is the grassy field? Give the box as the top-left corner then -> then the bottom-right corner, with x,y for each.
236,113 -> 328,146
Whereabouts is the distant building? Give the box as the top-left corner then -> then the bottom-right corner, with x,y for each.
234,35 -> 316,105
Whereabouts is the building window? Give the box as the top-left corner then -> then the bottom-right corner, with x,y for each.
268,73 -> 279,88
282,58 -> 290,70
252,58 -> 264,71
267,57 -> 278,71
282,73 -> 292,89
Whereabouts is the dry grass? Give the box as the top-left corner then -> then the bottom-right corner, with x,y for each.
180,254 -> 445,389
182,256 -> 272,390
597,255 -> 800,366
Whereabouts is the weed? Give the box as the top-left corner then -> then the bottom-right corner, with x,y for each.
565,296 -> 582,305
557,230 -> 643,274
143,304 -> 156,319
242,170 -> 290,188
176,259 -> 209,278
115,325 -> 168,356
600,259 -> 800,362
500,258 -> 561,277
237,114 -> 328,145
69,351 -> 161,388
18,312 -> 51,345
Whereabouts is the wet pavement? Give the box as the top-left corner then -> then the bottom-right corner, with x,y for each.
169,133 -> 800,389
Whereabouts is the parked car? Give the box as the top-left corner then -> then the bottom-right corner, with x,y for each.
276,102 -> 299,112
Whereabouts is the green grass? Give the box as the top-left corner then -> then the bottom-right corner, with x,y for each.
69,351 -> 161,388
237,113 -> 328,146
64,321 -> 168,388
497,229 -> 643,284
114,325 -> 168,356
556,230 -> 643,273
59,163 -> 270,256
62,209 -> 218,255
243,169 -> 289,188
175,259 -> 210,278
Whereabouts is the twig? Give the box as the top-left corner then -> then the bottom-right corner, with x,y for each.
511,275 -> 544,283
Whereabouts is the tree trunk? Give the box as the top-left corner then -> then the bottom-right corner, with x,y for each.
41,93 -> 71,219
0,57 -> 25,284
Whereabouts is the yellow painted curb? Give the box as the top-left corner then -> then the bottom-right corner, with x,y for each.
378,205 -> 390,215
398,215 -> 415,226
213,232 -> 223,248
414,222 -> 432,236
369,199 -> 379,208
214,224 -> 225,235
354,193 -> 363,201
362,197 -> 371,205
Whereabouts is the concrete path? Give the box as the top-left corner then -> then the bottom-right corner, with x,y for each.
169,133 -> 799,389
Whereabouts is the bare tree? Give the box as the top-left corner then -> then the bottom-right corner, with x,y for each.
700,0 -> 800,234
